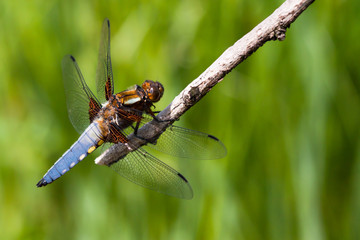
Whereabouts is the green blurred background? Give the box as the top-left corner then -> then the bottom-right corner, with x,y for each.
0,0 -> 359,239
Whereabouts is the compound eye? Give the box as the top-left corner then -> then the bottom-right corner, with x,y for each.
142,80 -> 164,102
149,89 -> 160,102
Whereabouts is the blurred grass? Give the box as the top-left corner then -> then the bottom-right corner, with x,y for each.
0,0 -> 359,239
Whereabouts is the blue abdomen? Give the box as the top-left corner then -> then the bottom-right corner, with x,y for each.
37,122 -> 103,187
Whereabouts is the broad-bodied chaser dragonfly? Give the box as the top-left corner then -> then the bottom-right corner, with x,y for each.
37,18 -> 226,199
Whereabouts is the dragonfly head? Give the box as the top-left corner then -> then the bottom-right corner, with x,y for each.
142,80 -> 164,103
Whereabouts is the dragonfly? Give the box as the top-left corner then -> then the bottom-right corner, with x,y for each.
36,18 -> 226,199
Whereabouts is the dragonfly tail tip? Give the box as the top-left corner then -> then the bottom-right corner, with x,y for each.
36,179 -> 48,187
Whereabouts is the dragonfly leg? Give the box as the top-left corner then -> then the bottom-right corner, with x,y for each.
133,120 -> 141,135
131,121 -> 152,143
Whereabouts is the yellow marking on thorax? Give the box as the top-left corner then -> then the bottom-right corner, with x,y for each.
123,95 -> 141,105
115,88 -> 141,105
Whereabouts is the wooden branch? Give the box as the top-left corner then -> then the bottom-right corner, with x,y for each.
95,0 -> 316,166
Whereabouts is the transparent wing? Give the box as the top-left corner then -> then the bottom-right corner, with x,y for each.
110,147 -> 193,199
96,18 -> 114,103
62,55 -> 101,134
130,115 -> 227,159
148,125 -> 227,159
